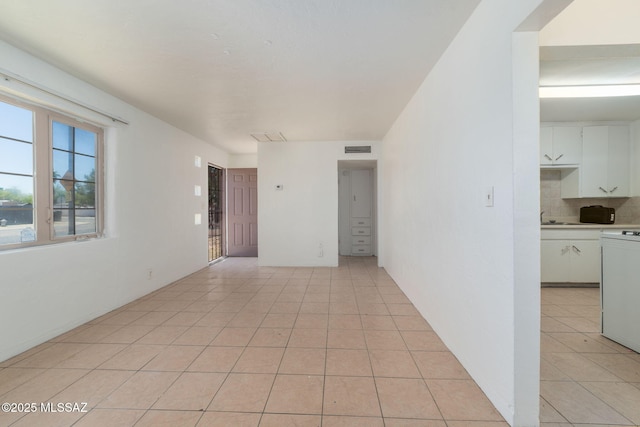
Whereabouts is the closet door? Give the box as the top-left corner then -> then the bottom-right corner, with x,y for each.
350,169 -> 372,218
350,169 -> 372,255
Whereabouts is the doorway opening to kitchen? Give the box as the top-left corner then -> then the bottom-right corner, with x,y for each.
537,3 -> 640,425
338,160 -> 377,258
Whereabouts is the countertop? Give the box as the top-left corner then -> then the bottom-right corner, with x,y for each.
541,223 -> 640,229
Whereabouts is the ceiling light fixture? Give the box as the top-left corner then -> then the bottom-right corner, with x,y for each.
539,84 -> 640,98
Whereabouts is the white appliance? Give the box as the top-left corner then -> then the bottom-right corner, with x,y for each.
600,230 -> 640,353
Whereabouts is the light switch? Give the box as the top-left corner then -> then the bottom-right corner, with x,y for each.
194,155 -> 202,168
485,186 -> 494,207
194,213 -> 202,225
194,185 -> 201,196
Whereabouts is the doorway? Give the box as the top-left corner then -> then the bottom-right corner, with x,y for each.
208,165 -> 225,262
227,168 -> 258,257
338,160 -> 377,257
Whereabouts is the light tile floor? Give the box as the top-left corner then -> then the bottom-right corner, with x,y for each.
541,287 -> 640,426
0,256 -> 507,426
4,259 -> 640,427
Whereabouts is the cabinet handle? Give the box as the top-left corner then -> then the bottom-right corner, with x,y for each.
599,187 -> 609,194
609,186 -> 618,193
555,154 -> 564,161
572,245 -> 581,254
544,154 -> 553,161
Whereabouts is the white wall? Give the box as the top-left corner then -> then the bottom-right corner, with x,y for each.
0,41 -> 229,362
228,153 -> 258,169
257,140 -> 379,267
512,31 -> 544,426
380,1 -> 545,425
631,120 -> 640,196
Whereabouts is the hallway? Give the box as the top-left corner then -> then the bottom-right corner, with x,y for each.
0,257 -> 505,426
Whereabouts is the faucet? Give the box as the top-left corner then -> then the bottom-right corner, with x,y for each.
540,210 -> 545,224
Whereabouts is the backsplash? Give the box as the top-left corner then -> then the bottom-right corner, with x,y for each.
540,169 -> 640,224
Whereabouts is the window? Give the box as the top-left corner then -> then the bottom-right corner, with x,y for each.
0,95 -> 103,249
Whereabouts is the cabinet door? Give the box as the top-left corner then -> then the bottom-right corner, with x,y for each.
568,240 -> 600,283
552,127 -> 582,165
350,169 -> 372,218
607,126 -> 629,197
581,126 -> 609,197
540,127 -> 553,165
541,240 -> 570,282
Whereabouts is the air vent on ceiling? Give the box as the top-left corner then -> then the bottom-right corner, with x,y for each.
345,145 -> 371,154
250,132 -> 287,142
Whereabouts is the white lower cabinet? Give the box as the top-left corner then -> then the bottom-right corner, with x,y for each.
541,229 -> 600,283
351,225 -> 371,255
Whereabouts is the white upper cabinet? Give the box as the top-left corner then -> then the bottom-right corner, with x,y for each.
579,126 -> 630,198
540,126 -> 582,166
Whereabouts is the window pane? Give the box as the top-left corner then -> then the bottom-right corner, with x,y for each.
0,101 -> 33,142
0,174 -> 35,245
53,149 -> 73,180
0,137 -> 33,176
53,179 -> 71,206
75,128 -> 96,156
75,209 -> 96,235
74,154 -> 95,182
53,209 -> 72,237
0,173 -> 33,205
52,121 -> 73,151
74,182 -> 95,209
53,209 -> 96,237
0,101 -> 34,246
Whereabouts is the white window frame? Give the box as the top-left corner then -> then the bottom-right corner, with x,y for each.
0,93 -> 104,250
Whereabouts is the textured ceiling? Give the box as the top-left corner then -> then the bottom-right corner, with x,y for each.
540,44 -> 640,122
539,1 -> 640,123
0,0 -> 480,153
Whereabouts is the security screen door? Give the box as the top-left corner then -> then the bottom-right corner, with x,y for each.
208,165 -> 224,261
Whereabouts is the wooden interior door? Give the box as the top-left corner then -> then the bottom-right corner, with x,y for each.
227,168 -> 258,257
